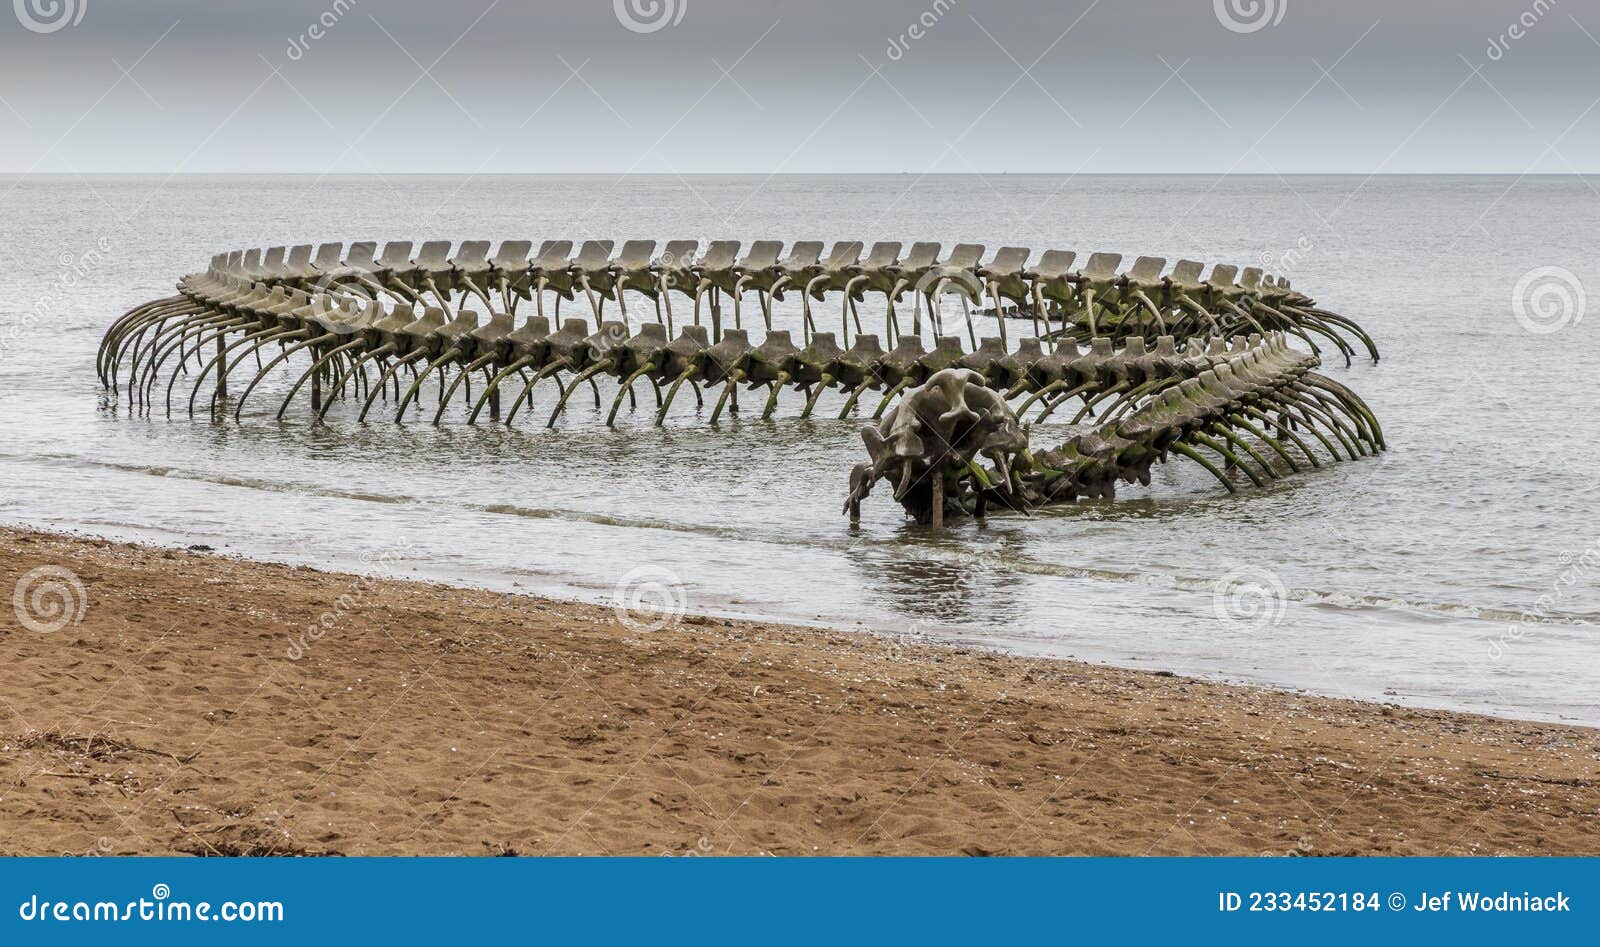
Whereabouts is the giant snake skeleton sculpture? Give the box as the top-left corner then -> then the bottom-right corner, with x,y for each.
97,239 -> 1383,527
845,335 -> 1381,527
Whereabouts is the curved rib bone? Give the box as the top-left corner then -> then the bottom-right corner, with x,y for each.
101,239 -> 1380,430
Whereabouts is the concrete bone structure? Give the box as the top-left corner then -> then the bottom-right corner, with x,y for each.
846,336 -> 1384,525
95,239 -> 1383,521
98,238 -> 1377,425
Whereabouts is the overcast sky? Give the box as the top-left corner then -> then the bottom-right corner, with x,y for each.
1,0 -> 1596,174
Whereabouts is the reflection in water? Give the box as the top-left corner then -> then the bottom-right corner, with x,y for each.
846,523 -> 1030,628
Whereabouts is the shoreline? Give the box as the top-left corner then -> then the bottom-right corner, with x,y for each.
5,511 -> 1578,729
2,526 -> 1597,856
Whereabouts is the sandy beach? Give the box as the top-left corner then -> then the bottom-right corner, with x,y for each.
1,526 -> 1596,856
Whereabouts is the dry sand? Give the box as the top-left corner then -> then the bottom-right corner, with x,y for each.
2,526 -> 1597,856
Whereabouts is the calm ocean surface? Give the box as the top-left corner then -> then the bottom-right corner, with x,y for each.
1,174 -> 1596,723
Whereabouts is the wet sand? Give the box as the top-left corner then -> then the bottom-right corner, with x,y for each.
2,526 -> 1596,856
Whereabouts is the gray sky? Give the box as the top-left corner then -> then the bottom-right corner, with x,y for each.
1,0 -> 1596,173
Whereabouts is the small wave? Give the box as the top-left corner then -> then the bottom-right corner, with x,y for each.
5,449 -> 1596,628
